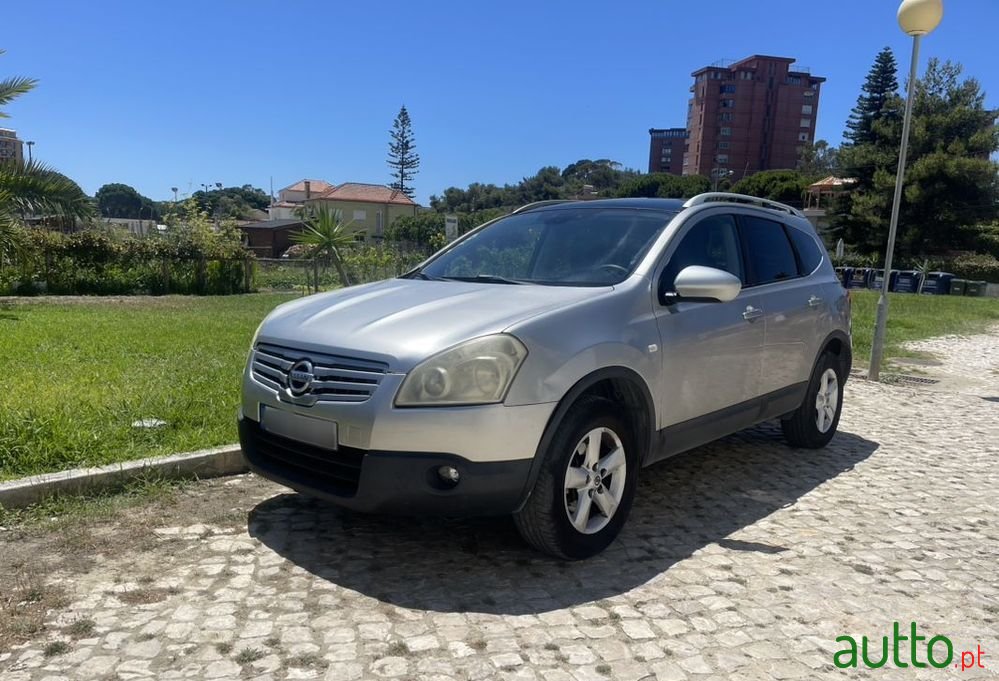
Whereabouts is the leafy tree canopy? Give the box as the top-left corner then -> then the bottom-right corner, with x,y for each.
95,183 -> 160,220
730,170 -> 813,207
192,184 -> 269,219
832,58 -> 999,256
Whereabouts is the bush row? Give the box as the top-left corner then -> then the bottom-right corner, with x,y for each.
1,224 -> 252,296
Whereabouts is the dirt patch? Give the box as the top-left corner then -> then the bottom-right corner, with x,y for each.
0,573 -> 69,652
0,474 -> 279,653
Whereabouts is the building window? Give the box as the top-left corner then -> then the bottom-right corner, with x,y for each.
718,141 -> 730,149
720,84 -> 736,94
787,76 -> 802,85
716,154 -> 729,164
352,209 -> 367,221
800,118 -> 811,128
718,112 -> 733,122
376,211 -> 383,234
798,132 -> 809,142
804,89 -> 815,97
720,99 -> 735,109
720,127 -> 732,136
801,104 -> 813,115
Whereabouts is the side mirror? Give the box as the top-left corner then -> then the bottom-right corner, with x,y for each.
670,265 -> 742,302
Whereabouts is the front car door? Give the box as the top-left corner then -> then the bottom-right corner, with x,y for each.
653,210 -> 765,428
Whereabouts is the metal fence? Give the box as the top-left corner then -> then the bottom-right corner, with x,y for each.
253,243 -> 434,294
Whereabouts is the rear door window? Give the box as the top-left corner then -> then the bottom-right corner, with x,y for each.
786,225 -> 825,275
739,215 -> 799,286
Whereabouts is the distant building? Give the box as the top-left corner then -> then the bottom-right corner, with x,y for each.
268,179 -> 335,220
648,128 -> 687,175
239,219 -> 306,258
304,183 -> 418,239
0,128 -> 23,164
683,55 -> 825,179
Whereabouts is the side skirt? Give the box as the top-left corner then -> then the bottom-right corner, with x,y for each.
645,382 -> 808,466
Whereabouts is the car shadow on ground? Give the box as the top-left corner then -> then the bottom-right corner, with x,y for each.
247,422 -> 878,615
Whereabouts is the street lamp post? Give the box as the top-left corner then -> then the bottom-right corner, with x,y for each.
867,0 -> 943,381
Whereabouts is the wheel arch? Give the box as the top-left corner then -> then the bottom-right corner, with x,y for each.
513,366 -> 656,512
816,330 -> 853,381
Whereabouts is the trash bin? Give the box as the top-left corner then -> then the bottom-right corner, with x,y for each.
847,268 -> 872,289
868,269 -> 899,292
920,272 -> 954,295
964,280 -> 986,297
950,279 -> 966,296
893,270 -> 922,293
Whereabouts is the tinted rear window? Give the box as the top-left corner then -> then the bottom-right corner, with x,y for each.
787,225 -> 824,274
740,216 -> 798,285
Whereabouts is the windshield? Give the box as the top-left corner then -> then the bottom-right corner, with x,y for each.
417,208 -> 673,286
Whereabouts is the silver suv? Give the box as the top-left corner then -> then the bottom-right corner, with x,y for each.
239,193 -> 851,559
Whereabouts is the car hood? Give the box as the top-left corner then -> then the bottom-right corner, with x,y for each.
258,278 -> 608,370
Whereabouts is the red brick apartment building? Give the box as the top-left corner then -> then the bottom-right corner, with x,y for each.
648,128 -> 688,175
682,55 -> 825,180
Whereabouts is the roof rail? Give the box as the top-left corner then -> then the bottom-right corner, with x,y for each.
511,199 -> 574,214
682,192 -> 805,218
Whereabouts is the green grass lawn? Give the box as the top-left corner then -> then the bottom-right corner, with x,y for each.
1,290 -> 998,481
0,294 -> 295,480
848,290 -> 999,366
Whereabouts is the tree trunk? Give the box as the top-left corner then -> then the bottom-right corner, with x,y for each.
332,251 -> 351,288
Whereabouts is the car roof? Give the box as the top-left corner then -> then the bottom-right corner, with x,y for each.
529,197 -> 686,213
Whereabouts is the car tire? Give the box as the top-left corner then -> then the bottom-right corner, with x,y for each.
514,395 -> 638,560
781,351 -> 844,449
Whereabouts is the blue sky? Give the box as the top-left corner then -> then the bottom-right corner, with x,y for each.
3,0 -> 996,205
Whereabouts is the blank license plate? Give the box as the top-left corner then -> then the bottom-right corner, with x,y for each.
261,406 -> 338,450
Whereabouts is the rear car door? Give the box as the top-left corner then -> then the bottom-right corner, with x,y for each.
654,211 -> 765,427
738,214 -> 815,395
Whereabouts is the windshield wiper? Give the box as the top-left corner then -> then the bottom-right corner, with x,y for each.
401,270 -> 443,281
441,274 -> 525,285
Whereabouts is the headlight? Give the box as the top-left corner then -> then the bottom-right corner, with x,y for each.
395,334 -> 528,407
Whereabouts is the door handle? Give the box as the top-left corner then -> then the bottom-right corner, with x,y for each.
808,295 -> 823,308
742,305 -> 763,322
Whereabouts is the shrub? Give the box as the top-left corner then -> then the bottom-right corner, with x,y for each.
2,204 -> 253,296
942,253 -> 999,282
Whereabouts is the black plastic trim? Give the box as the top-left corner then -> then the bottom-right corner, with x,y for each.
648,382 -> 809,465
239,417 -> 532,516
516,367 -> 657,512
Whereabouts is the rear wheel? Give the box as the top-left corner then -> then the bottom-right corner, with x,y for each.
782,352 -> 843,448
514,396 -> 638,560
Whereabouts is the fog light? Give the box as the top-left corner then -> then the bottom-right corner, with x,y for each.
437,465 -> 461,486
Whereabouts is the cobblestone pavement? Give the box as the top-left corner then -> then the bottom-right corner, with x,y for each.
3,333 -> 998,680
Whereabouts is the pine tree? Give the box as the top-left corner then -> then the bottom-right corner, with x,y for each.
387,106 -> 420,199
844,47 -> 900,146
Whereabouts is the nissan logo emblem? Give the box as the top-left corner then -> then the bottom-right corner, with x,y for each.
287,359 -> 315,396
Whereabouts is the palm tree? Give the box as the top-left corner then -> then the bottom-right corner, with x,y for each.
291,204 -> 355,289
1,50 -> 92,260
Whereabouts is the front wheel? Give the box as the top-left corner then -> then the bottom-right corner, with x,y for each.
782,352 -> 844,448
514,396 -> 638,560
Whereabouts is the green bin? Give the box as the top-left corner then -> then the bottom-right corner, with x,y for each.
964,280 -> 986,297
950,279 -> 966,295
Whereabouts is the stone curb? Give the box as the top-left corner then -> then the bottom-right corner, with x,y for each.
0,445 -> 246,510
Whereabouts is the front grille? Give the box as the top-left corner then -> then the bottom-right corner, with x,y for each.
252,342 -> 388,403
244,420 -> 364,495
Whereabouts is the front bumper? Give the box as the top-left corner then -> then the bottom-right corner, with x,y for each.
239,416 -> 534,515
